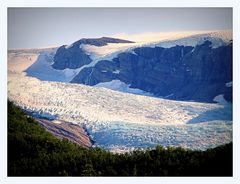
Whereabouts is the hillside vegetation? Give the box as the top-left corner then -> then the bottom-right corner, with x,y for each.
8,101 -> 232,176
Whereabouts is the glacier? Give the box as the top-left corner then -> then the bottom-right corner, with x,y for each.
8,72 -> 232,152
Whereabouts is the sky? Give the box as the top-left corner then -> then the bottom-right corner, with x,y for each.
8,8 -> 232,49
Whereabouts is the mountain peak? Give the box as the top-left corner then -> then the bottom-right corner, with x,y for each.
70,37 -> 134,47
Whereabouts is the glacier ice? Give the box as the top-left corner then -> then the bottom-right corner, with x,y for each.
94,80 -> 154,97
8,72 -> 232,152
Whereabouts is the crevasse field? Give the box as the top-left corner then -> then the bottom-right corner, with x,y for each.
8,72 -> 232,152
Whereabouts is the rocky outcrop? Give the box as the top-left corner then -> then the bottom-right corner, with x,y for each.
37,118 -> 93,148
52,45 -> 92,70
72,37 -> 134,47
71,41 -> 232,103
71,60 -> 119,84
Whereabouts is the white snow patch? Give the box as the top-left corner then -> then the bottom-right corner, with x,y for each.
95,80 -> 153,97
8,51 -> 39,73
81,42 -> 138,61
52,120 -> 62,124
225,81 -> 232,87
112,70 -> 120,74
65,43 -> 73,49
164,93 -> 174,98
80,43 -> 141,62
213,94 -> 229,105
128,50 -> 138,55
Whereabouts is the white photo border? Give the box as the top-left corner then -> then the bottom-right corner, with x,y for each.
1,0 -> 239,184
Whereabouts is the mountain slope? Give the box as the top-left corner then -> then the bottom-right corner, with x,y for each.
72,41 -> 232,102
24,30 -> 232,103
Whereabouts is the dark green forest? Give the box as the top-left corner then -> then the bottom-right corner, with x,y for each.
8,101 -> 232,176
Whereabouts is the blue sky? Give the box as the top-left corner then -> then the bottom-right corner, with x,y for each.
8,8 -> 232,49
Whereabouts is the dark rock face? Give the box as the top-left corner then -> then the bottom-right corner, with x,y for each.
71,60 -> 119,84
52,37 -> 134,70
71,41 -> 232,103
37,118 -> 92,148
73,37 -> 134,47
52,45 -> 92,70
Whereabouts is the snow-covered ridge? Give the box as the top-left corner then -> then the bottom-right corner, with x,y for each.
113,30 -> 232,44
81,42 -> 139,61
19,30 -> 232,84
151,30 -> 232,49
8,73 -> 232,151
81,30 -> 232,62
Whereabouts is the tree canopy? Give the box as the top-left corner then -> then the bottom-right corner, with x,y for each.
8,101 -> 232,176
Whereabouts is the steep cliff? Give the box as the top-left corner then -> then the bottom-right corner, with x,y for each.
71,41 -> 232,102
